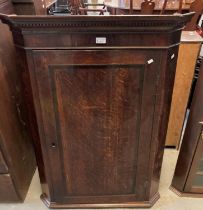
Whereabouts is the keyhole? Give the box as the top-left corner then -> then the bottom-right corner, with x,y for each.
51,143 -> 56,148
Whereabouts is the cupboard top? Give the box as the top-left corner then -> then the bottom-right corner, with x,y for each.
0,13 -> 194,48
0,13 -> 194,32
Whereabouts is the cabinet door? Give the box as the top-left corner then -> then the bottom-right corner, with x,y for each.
32,49 -> 162,203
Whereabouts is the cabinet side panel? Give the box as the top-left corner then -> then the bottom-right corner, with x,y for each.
149,46 -> 180,198
0,1 -> 36,201
24,50 -> 52,199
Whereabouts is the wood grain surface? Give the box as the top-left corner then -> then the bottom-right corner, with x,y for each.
165,32 -> 202,147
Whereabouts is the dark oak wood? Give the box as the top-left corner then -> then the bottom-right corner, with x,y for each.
0,0 -> 36,202
171,61 -> 203,197
0,13 -> 194,208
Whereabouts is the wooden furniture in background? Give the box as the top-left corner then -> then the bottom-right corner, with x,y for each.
161,0 -> 183,14
171,61 -> 203,197
165,31 -> 203,147
12,0 -> 41,15
11,0 -> 56,15
0,0 -> 36,202
69,0 -> 106,15
141,0 -> 155,14
184,0 -> 203,31
0,13 -> 193,208
105,0 -> 190,15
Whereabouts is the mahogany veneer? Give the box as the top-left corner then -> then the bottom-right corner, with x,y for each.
0,13 -> 194,208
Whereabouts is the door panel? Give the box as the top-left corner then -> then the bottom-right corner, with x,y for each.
52,64 -> 143,196
32,50 -> 161,203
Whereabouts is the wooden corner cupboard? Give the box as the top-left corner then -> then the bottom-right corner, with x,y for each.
0,0 -> 36,202
0,13 -> 193,208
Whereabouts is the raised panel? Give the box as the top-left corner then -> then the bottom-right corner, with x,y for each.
51,64 -> 144,196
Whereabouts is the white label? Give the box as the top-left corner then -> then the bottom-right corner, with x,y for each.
147,59 -> 154,64
96,37 -> 106,44
171,54 -> 175,59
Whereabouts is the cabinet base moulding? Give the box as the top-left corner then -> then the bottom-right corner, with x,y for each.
170,186 -> 203,198
41,193 -> 160,209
